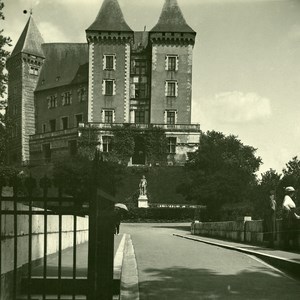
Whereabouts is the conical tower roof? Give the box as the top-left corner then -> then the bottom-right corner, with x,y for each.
87,0 -> 133,32
151,0 -> 195,33
11,16 -> 45,58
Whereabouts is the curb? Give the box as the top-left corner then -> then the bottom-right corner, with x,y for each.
119,234 -> 140,300
173,233 -> 300,279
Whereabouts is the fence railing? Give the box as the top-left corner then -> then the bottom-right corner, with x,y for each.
0,180 -> 116,300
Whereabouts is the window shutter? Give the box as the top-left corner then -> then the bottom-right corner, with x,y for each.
55,94 -> 58,107
164,110 -> 167,124
175,111 -> 178,124
70,91 -> 72,104
176,56 -> 179,71
47,97 -> 50,109
101,110 -> 105,123
165,81 -> 168,96
61,93 -> 65,106
175,82 -> 178,97
103,55 -> 105,70
113,80 -> 116,95
102,80 -> 105,95
165,56 -> 168,70
130,84 -> 135,98
113,110 -> 116,123
113,55 -> 116,70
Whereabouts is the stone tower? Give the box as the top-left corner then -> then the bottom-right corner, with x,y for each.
6,15 -> 45,164
86,0 -> 134,124
149,0 -> 196,125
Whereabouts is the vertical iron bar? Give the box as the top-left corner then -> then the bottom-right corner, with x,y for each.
13,191 -> 18,300
72,214 -> 77,300
0,189 -> 2,298
58,191 -> 62,300
27,195 -> 33,300
42,192 -> 47,300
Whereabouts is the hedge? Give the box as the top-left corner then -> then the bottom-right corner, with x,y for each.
124,207 -> 197,222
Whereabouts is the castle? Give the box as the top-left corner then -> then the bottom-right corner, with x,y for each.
6,0 -> 200,166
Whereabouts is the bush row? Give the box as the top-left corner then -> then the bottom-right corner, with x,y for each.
123,207 -> 197,222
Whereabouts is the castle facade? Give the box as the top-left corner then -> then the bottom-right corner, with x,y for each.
6,0 -> 200,166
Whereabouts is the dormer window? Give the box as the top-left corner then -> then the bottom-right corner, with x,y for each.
56,76 -> 60,82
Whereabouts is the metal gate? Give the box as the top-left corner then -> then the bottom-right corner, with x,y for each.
0,176 -> 116,300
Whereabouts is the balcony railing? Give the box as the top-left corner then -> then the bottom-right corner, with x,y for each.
30,127 -> 79,141
29,122 -> 200,142
79,122 -> 200,131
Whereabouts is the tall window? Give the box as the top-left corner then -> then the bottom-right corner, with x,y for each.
62,91 -> 72,106
167,111 -> 176,125
135,110 -> 145,124
102,136 -> 112,152
167,137 -> 177,154
75,114 -> 83,127
104,54 -> 115,70
166,55 -> 178,71
48,94 -> 57,109
77,87 -> 87,102
49,119 -> 56,132
61,117 -> 68,130
132,60 -> 147,75
103,80 -> 115,96
166,81 -> 176,97
104,110 -> 113,123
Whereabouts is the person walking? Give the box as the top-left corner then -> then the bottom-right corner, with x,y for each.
282,186 -> 300,250
264,190 -> 277,247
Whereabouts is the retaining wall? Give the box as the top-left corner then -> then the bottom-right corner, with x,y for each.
0,201 -> 89,300
191,218 -> 300,249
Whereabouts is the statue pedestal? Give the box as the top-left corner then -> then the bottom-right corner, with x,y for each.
138,195 -> 149,208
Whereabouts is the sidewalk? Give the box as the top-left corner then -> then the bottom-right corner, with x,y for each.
173,233 -> 300,279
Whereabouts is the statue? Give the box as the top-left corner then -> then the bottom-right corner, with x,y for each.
139,175 -> 147,196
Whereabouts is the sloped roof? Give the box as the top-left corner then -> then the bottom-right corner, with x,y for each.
87,0 -> 133,32
35,43 -> 88,92
150,0 -> 195,33
11,16 -> 45,58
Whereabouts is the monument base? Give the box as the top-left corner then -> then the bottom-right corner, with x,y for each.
138,195 -> 149,208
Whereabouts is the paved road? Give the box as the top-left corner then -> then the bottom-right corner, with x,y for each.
122,223 -> 300,300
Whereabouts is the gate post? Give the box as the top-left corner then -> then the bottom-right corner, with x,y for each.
88,188 -> 115,300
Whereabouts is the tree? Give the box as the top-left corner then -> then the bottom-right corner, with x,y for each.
0,1 -> 11,164
0,1 -> 11,105
250,168 -> 282,219
52,152 -> 126,203
0,113 -> 11,164
178,130 -> 262,220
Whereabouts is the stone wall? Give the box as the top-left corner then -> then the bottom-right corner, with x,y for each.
191,218 -> 300,249
0,201 -> 89,299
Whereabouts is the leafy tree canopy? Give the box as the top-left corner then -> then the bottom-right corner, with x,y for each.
0,1 -> 11,103
178,130 -> 262,219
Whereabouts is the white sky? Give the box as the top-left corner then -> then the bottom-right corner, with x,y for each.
2,0 -> 300,175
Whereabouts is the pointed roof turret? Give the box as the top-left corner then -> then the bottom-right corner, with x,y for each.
11,16 -> 45,58
87,0 -> 132,32
150,0 -> 195,33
